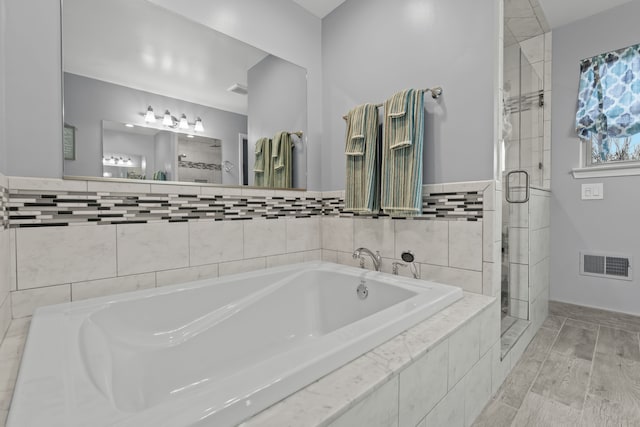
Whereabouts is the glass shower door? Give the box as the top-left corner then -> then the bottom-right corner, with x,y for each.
501,45 -> 544,335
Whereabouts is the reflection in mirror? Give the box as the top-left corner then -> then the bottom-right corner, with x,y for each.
101,121 -> 223,184
62,0 -> 307,189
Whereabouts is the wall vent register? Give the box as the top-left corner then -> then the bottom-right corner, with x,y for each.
580,252 -> 632,280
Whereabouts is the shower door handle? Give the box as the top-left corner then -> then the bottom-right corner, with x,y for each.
505,170 -> 530,203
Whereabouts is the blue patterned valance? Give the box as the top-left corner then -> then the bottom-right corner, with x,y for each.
576,43 -> 640,142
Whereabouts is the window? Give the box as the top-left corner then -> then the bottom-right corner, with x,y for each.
573,43 -> 640,177
586,133 -> 640,165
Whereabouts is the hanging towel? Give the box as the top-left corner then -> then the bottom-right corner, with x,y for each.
344,103 -> 380,213
272,131 -> 293,188
254,137 -> 272,187
345,104 -> 369,156
386,89 -> 413,150
381,89 -> 424,216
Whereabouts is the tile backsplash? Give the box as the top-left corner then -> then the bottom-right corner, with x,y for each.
4,177 -> 500,318
0,184 -> 8,231
7,180 -> 483,228
7,189 -> 324,227
323,190 -> 483,221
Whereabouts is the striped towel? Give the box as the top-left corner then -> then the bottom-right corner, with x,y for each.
381,89 -> 424,216
345,104 -> 368,156
254,137 -> 272,187
345,104 -> 380,213
386,89 -> 413,150
272,131 -> 293,188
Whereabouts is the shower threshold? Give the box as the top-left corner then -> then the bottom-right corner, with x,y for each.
500,316 -> 530,359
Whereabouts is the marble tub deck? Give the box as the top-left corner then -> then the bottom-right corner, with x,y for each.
0,293 -> 496,427
474,300 -> 640,427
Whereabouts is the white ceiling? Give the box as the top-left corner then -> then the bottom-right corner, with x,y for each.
537,0 -> 633,28
63,0 -> 269,115
292,0 -> 346,18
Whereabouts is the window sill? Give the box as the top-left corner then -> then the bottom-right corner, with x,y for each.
572,162 -> 640,179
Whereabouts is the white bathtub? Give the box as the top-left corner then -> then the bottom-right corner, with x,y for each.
8,261 -> 462,427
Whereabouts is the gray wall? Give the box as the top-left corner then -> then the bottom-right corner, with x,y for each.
0,0 -> 6,174
150,0 -> 323,190
4,0 -> 62,178
321,0 -> 499,189
154,132 -> 177,181
64,73 -> 247,185
551,0 -> 640,315
247,55 -> 307,187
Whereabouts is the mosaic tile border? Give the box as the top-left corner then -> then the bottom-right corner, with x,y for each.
0,186 -> 8,230
323,191 -> 483,221
7,190 -> 324,227
6,187 -> 483,228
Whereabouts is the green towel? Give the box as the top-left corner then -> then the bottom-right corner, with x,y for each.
345,103 -> 380,213
272,131 -> 293,188
345,104 -> 368,156
254,137 -> 272,187
386,89 -> 413,150
381,89 -> 424,216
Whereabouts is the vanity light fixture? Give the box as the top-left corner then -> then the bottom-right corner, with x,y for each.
142,106 -> 202,132
194,117 -> 204,132
179,114 -> 189,130
162,110 -> 173,126
144,106 -> 156,123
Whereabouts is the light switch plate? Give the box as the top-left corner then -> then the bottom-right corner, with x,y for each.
582,183 -> 603,200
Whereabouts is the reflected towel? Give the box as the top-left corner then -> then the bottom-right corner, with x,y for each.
381,89 -> 424,216
272,131 -> 293,188
254,137 -> 272,187
345,103 -> 380,213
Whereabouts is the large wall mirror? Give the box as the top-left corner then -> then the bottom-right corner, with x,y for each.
62,0 -> 308,189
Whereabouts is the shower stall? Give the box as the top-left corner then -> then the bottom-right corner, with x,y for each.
500,41 -> 551,350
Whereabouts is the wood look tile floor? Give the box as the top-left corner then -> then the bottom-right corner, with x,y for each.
474,301 -> 640,427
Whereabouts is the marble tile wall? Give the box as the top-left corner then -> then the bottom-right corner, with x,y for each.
528,188 -> 550,332
4,178 -> 495,318
5,179 -> 325,318
506,188 -> 550,324
244,294 -> 500,427
9,216 -> 323,318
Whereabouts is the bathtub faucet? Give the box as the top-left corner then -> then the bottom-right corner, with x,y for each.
352,247 -> 382,272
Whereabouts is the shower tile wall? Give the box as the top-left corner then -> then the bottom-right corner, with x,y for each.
507,188 -> 550,322
3,177 -> 501,318
0,174 -> 11,341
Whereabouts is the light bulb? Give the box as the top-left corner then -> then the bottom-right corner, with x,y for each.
162,110 -> 173,126
194,117 -> 204,132
179,114 -> 189,130
144,106 -> 156,123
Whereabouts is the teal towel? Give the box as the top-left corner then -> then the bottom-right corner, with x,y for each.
387,89 -> 413,150
381,89 -> 424,216
345,103 -> 380,213
345,104 -> 368,156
